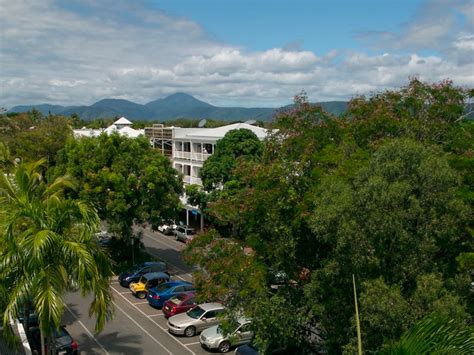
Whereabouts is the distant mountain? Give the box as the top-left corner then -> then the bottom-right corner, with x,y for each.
8,94 -> 348,120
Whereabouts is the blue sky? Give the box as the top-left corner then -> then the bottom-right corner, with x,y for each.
0,0 -> 472,108
151,0 -> 422,54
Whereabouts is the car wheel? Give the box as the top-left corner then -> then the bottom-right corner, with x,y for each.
137,292 -> 146,299
218,341 -> 231,353
184,326 -> 196,337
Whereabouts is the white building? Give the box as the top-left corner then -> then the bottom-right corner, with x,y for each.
73,117 -> 144,138
145,122 -> 270,229
145,122 -> 269,186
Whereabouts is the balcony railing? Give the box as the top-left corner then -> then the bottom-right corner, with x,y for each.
174,151 -> 212,162
182,176 -> 202,186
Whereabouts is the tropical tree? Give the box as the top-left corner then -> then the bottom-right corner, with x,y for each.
0,159 -> 114,354
379,315 -> 474,354
54,133 -> 183,242
183,79 -> 473,353
200,128 -> 263,191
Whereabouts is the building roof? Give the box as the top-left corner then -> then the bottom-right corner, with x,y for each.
173,123 -> 269,141
114,117 -> 133,125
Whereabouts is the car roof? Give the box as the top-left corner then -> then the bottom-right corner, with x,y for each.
142,272 -> 170,279
197,302 -> 224,311
163,280 -> 193,287
237,317 -> 251,325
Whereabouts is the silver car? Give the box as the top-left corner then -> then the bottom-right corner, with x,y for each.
174,226 -> 196,243
200,318 -> 253,353
167,302 -> 225,337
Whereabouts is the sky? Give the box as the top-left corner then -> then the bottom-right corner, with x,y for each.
0,0 -> 473,108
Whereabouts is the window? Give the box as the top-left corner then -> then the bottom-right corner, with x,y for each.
174,286 -> 185,292
238,324 -> 251,333
184,285 -> 195,292
203,310 -> 216,319
183,299 -> 196,306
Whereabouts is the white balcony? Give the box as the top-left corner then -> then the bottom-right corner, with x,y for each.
174,151 -> 191,160
182,176 -> 202,186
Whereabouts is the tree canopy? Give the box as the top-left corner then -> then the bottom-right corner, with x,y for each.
0,159 -> 114,342
184,79 -> 474,353
200,128 -> 263,191
54,133 -> 183,239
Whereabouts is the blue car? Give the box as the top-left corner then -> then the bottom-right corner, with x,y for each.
118,261 -> 169,287
147,281 -> 195,308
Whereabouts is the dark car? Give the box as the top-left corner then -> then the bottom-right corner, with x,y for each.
29,326 -> 78,355
162,292 -> 197,318
118,261 -> 169,287
147,281 -> 195,308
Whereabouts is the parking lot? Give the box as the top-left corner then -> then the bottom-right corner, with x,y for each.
63,228 -> 215,355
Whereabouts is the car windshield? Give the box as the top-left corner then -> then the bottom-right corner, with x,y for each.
187,306 -> 205,319
154,283 -> 172,292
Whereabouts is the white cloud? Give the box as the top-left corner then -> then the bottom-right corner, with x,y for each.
0,0 -> 472,109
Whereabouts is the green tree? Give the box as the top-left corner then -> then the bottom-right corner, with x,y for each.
200,128 -> 263,191
55,133 -> 183,241
379,315 -> 474,354
0,113 -> 73,166
0,159 -> 114,353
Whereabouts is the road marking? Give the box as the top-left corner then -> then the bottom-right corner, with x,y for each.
112,287 -> 195,355
133,301 -> 149,305
148,313 -> 164,317
175,274 -> 187,281
110,280 -> 119,284
64,304 -> 110,355
112,300 -> 172,355
136,227 -> 183,250
117,291 -> 131,295
185,342 -> 201,346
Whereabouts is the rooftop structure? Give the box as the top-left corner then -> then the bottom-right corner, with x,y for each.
73,117 -> 144,138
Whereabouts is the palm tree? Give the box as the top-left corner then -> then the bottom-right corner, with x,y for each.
379,315 -> 474,355
0,159 -> 114,354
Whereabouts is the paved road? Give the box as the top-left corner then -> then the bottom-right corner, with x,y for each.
63,228 -> 212,355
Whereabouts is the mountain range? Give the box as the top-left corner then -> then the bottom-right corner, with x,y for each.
9,93 -> 348,121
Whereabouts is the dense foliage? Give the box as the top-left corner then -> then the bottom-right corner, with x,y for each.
0,160 -> 114,341
54,133 -> 183,240
184,79 -> 474,353
200,128 -> 263,191
0,111 -> 73,167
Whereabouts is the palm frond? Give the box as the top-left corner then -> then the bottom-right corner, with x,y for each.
380,315 -> 474,355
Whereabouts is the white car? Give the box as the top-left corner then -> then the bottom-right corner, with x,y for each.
158,221 -> 177,235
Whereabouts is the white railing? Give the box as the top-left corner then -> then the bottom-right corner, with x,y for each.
174,151 -> 191,160
191,153 -> 212,162
182,176 -> 202,186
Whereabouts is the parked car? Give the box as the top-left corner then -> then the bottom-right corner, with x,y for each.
29,326 -> 78,355
162,292 -> 197,318
93,230 -> 112,246
158,221 -> 177,235
174,226 -> 196,243
118,261 -> 168,287
167,302 -> 225,337
200,318 -> 253,353
147,281 -> 195,308
129,272 -> 170,299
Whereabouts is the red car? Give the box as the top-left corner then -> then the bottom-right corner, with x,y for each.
162,292 -> 197,318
